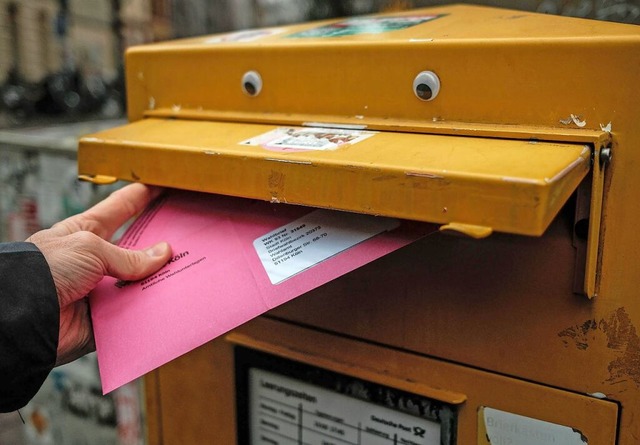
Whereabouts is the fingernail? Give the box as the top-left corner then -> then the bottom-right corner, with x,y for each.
145,242 -> 169,257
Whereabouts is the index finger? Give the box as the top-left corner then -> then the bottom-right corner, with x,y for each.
52,183 -> 163,240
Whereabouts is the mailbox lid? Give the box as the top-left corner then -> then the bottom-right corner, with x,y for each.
78,117 -> 591,236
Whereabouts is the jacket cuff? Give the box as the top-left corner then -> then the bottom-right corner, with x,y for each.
0,242 -> 59,412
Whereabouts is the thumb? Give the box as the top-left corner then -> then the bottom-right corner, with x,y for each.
101,241 -> 172,281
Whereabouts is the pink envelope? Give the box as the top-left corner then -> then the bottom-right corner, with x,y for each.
90,190 -> 436,393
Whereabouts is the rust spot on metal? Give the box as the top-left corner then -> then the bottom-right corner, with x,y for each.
558,319 -> 597,350
603,308 -> 640,386
558,307 -> 640,387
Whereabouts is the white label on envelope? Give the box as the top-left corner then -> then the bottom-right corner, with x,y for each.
254,209 -> 399,284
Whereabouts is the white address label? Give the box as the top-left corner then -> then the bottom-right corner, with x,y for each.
254,209 -> 399,284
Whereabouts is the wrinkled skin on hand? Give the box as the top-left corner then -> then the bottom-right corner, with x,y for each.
27,183 -> 171,366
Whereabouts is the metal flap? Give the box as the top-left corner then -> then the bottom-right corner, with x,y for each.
78,118 -> 591,236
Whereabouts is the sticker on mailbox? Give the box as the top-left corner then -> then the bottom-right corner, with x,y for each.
239,127 -> 376,153
478,407 -> 588,445
204,28 -> 283,44
287,15 -> 445,38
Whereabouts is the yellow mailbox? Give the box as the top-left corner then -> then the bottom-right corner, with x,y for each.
78,5 -> 639,444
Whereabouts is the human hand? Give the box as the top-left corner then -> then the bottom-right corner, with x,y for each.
27,183 -> 172,366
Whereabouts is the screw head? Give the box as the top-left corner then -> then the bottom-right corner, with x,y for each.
599,146 -> 612,166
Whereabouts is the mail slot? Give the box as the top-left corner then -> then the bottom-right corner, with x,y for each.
77,4 -> 639,445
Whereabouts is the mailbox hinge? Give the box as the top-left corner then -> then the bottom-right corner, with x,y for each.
574,140 -> 612,298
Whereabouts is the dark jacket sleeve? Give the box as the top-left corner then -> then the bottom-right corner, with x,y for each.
0,242 -> 59,413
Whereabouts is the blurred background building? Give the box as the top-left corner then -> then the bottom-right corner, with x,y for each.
0,1 -> 637,444
0,0 -> 156,125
